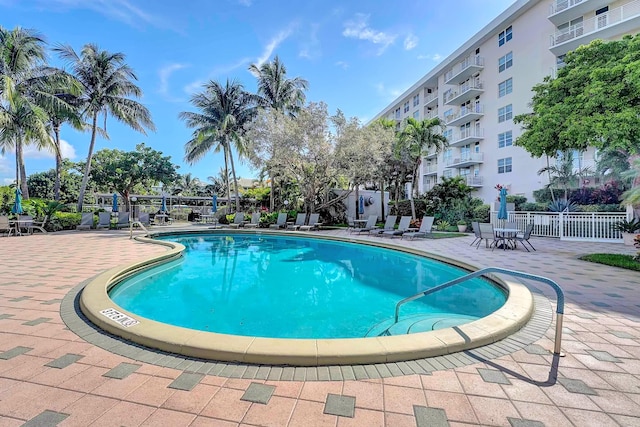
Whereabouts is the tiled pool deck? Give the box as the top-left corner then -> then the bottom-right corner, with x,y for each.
0,226 -> 639,426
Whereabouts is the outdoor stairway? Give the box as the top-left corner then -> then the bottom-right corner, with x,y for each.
364,313 -> 480,337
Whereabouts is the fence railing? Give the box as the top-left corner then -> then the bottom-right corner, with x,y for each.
490,211 -> 631,242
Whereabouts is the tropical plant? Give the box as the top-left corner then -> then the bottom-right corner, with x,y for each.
248,56 -> 308,210
548,200 -> 580,212
172,173 -> 202,196
537,150 -> 591,202
55,43 -> 155,211
612,218 -> 640,234
398,117 -> 447,218
180,79 -> 257,212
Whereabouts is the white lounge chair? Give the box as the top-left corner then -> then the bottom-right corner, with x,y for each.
287,213 -> 307,230
0,215 -> 13,236
381,216 -> 411,238
114,212 -> 130,229
299,213 -> 321,231
402,216 -> 434,239
269,213 -> 288,229
228,212 -> 246,228
76,212 -> 94,230
351,215 -> 378,234
370,215 -> 397,236
96,212 -> 111,229
244,212 -> 261,228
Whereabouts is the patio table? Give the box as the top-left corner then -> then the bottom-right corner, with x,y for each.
494,227 -> 520,250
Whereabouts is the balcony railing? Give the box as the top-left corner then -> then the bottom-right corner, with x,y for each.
444,81 -> 484,105
424,92 -> 438,106
550,0 -> 640,46
444,55 -> 484,84
423,163 -> 438,174
444,104 -> 484,125
464,176 -> 483,186
424,108 -> 439,119
549,0 -> 583,15
445,152 -> 484,166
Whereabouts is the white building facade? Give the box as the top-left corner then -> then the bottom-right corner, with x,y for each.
372,0 -> 640,204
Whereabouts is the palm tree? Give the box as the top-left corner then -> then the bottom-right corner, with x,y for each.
55,43 -> 155,211
249,56 -> 308,210
537,150 -> 589,202
179,79 -> 257,212
399,117 -> 447,219
172,173 -> 202,196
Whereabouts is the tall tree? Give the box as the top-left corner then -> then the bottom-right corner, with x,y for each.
399,117 -> 447,218
55,43 -> 155,211
179,79 -> 257,212
249,56 -> 308,210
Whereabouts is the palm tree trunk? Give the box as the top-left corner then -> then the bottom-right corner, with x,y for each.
410,164 -> 419,219
355,186 -> 360,220
223,143 -> 232,213
53,123 -> 62,202
380,179 -> 385,220
77,114 -> 99,211
545,155 -> 557,204
228,144 -> 240,212
16,135 -> 29,199
269,172 -> 275,212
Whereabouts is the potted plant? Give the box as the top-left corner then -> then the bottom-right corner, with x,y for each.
456,219 -> 467,232
612,218 -> 640,246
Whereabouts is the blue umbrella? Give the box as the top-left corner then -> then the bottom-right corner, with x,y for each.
161,194 -> 167,213
498,187 -> 508,220
11,187 -> 23,214
112,193 -> 118,213
358,195 -> 364,215
212,195 -> 217,213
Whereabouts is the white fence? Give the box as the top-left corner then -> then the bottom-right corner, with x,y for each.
490,210 -> 632,243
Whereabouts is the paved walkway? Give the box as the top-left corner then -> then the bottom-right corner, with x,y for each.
0,226 -> 639,426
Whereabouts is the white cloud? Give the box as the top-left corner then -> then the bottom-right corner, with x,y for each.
404,34 -> 418,51
299,24 -> 321,60
2,178 -> 14,185
255,26 -> 295,67
158,63 -> 189,97
417,53 -> 442,62
342,14 -> 396,55
184,57 -> 251,94
374,82 -> 402,100
19,139 -> 77,160
335,61 -> 349,69
0,156 -> 10,175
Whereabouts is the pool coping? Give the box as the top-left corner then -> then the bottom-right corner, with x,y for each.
78,229 -> 535,366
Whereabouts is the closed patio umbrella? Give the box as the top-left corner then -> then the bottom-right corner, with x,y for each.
212,195 -> 217,213
112,193 -> 118,212
358,195 -> 364,215
161,194 -> 167,213
11,188 -> 23,214
498,187 -> 508,220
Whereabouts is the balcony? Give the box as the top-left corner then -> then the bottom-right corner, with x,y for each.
444,55 -> 484,84
424,107 -> 439,119
444,81 -> 485,106
423,163 -> 438,175
424,91 -> 438,107
448,128 -> 484,147
424,150 -> 438,159
445,152 -> 484,168
445,105 -> 484,127
550,0 -> 640,56
548,0 -> 611,25
464,176 -> 484,187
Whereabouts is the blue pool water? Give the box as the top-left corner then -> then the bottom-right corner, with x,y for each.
109,234 -> 507,339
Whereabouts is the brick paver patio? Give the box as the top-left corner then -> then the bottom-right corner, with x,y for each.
0,226 -> 638,426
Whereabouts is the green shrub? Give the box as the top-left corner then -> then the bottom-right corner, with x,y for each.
578,204 -> 625,212
520,202 -> 548,212
472,204 -> 490,223
50,212 -> 82,230
507,195 -> 527,211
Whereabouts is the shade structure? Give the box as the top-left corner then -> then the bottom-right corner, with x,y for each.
112,193 -> 118,212
212,195 -> 217,213
161,195 -> 167,213
11,188 -> 23,214
358,195 -> 364,215
498,187 -> 508,220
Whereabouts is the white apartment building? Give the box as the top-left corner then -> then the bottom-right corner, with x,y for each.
372,0 -> 640,204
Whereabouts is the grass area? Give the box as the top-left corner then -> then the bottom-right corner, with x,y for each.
579,253 -> 640,271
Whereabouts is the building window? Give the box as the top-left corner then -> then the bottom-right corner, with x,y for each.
498,26 -> 512,46
498,157 -> 512,174
413,110 -> 420,119
443,169 -> 453,178
498,104 -> 513,123
498,78 -> 512,97
498,52 -> 513,73
404,101 -> 410,113
395,108 -> 400,119
443,129 -> 453,141
413,94 -> 420,107
498,130 -> 512,148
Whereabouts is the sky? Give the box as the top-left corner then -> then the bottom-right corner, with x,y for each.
0,0 -> 515,186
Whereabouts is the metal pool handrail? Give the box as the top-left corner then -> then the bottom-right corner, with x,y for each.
394,267 -> 565,355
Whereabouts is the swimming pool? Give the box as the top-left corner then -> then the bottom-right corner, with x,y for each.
110,234 -> 506,339
80,230 -> 533,365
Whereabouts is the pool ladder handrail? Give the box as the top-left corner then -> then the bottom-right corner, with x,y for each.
394,267 -> 565,355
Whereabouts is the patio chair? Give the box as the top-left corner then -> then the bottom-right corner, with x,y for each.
114,212 -> 130,229
381,216 -> 412,238
469,221 -> 481,246
76,212 -> 94,230
228,212 -> 246,229
514,223 -> 536,252
287,213 -> 307,230
347,216 -> 355,231
0,215 -> 13,236
402,216 -> 434,239
96,212 -> 111,229
138,212 -> 150,226
370,215 -> 397,236
476,223 -> 497,249
21,215 -> 47,234
244,212 -> 261,228
269,212 -> 288,229
299,213 -> 322,231
352,215 -> 378,234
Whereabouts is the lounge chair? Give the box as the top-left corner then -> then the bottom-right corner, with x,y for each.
514,223 -> 536,251
402,216 -> 434,239
351,215 -> 378,234
347,216 -> 355,232
287,213 -> 307,230
469,221 -> 481,246
0,215 -> 13,236
381,216 -> 411,238
19,215 -> 47,234
139,212 -> 150,226
228,212 -> 246,229
269,212 -> 288,229
114,212 -> 130,229
244,212 -> 261,228
96,212 -> 112,229
476,223 -> 497,249
76,212 -> 94,230
370,215 -> 397,236
299,213 -> 321,231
